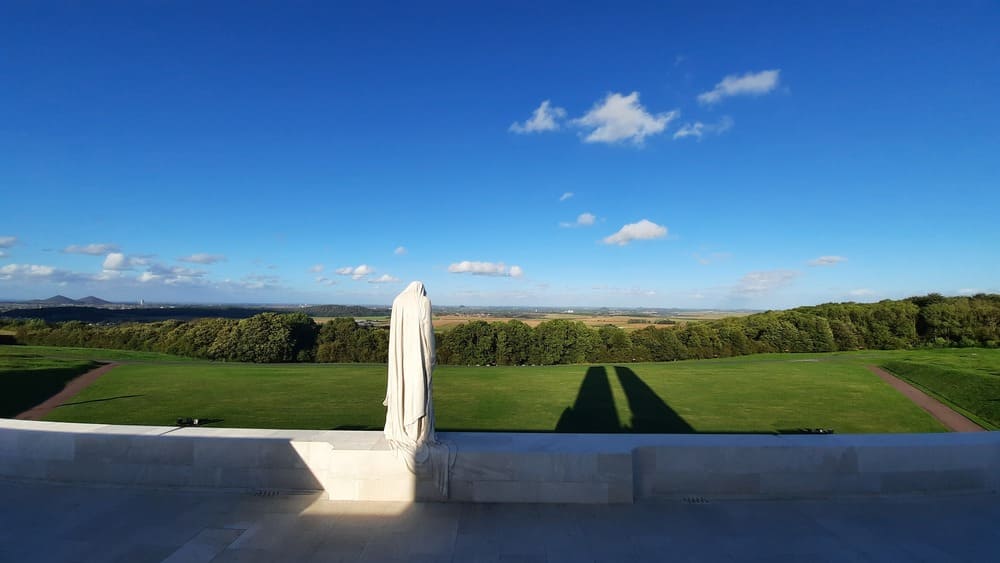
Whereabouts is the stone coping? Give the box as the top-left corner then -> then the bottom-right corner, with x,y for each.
1,419 -> 997,503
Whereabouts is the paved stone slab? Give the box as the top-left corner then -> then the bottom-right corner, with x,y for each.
1,479 -> 998,562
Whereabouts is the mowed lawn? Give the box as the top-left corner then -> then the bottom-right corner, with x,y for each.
0,345 -> 965,433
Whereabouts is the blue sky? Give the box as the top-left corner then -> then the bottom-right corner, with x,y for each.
2,1 -> 998,308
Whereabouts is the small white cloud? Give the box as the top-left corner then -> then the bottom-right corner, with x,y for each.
394,246 -> 407,256
574,92 -> 678,145
137,271 -> 158,283
63,243 -> 119,255
0,251 -> 6,258
560,212 -> 597,228
673,116 -> 734,141
178,253 -> 226,265
102,253 -> 129,271
698,69 -> 780,105
510,100 -> 567,134
0,236 -> 19,249
448,261 -> 524,278
736,270 -> 799,295
957,288 -> 982,295
849,288 -> 876,297
602,219 -> 668,246
559,192 -> 574,202
368,274 -> 401,284
335,264 -> 374,280
315,276 -> 336,286
809,255 -> 848,267
309,264 -> 324,273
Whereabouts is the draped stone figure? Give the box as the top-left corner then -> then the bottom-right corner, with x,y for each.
383,281 -> 453,496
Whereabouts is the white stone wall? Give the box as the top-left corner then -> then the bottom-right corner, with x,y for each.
2,420 -> 997,503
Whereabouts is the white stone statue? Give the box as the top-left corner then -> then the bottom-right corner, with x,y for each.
383,281 -> 453,496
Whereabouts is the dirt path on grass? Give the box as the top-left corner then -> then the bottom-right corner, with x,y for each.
867,365 -> 985,432
14,362 -> 122,421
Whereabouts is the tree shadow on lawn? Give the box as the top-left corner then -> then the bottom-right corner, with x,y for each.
0,363 -> 100,418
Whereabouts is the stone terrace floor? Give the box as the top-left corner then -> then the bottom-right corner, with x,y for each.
1,479 -> 997,562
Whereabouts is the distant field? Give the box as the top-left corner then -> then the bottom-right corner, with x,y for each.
1,345 -> 981,433
430,311 -> 748,332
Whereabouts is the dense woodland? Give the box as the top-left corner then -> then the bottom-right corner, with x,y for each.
2,294 -> 997,365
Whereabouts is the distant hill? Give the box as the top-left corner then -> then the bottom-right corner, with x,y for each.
0,306 -> 274,323
77,296 -> 112,305
32,295 -> 78,305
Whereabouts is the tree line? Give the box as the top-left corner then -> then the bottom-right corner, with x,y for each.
2,294 -> 997,365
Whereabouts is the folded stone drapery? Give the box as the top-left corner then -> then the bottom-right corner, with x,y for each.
383,281 -> 454,496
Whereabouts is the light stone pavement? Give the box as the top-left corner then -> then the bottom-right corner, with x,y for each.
1,479 -> 997,562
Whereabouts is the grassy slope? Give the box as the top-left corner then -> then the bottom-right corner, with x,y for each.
881,348 -> 1000,430
0,349 -> 99,417
8,345 -> 959,433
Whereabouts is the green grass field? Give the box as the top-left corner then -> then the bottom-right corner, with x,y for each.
4,345 -> 992,433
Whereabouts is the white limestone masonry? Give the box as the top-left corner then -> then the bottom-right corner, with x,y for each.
1,419 -> 997,503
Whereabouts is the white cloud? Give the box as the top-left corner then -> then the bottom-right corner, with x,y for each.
0,263 -> 54,278
574,92 -> 678,145
239,274 -> 280,290
559,192 -> 574,202
368,274 -> 401,284
957,288 -> 983,295
809,255 -> 848,267
0,251 -> 6,258
143,263 -> 207,285
673,116 -> 734,140
736,270 -> 799,295
509,100 -> 566,134
63,243 -> 120,255
602,219 -> 667,246
0,263 -> 93,285
102,253 -> 130,271
698,69 -> 780,105
335,264 -> 374,280
178,253 -> 226,265
309,264 -> 324,273
394,246 -> 407,256
560,212 -> 597,228
0,236 -> 18,248
448,261 -> 524,278
315,276 -> 336,286
849,288 -> 876,297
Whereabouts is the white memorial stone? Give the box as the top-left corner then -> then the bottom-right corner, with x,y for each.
383,281 -> 454,496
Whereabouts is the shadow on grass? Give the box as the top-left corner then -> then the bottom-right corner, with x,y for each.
615,366 -> 694,433
555,366 -> 623,433
0,363 -> 99,418
58,394 -> 144,407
